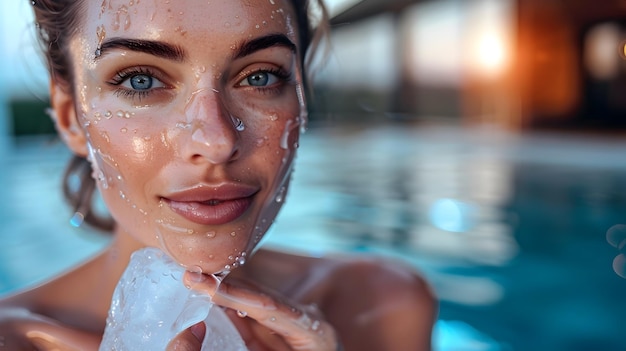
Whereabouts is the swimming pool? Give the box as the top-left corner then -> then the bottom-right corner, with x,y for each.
1,122 -> 625,351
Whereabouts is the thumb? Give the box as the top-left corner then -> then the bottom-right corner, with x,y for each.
166,322 -> 206,351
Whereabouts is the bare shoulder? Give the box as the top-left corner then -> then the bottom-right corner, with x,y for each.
251,249 -> 438,351
325,255 -> 437,351
0,252 -> 114,350
328,254 -> 435,301
0,307 -> 101,350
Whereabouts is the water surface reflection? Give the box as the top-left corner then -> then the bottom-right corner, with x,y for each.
1,124 -> 626,350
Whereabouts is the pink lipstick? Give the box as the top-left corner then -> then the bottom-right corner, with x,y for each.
162,184 -> 257,225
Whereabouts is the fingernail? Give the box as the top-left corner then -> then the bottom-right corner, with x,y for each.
190,322 -> 206,342
187,271 -> 207,283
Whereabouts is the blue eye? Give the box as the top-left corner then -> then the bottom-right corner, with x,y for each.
129,74 -> 153,90
244,72 -> 275,87
123,73 -> 165,91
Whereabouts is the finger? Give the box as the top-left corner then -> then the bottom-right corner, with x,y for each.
184,272 -> 339,351
166,322 -> 205,351
225,309 -> 291,351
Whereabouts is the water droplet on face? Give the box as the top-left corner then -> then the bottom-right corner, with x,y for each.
311,320 -> 321,331
235,118 -> 245,131
124,15 -> 131,30
275,186 -> 286,203
206,231 -> 216,238
104,111 -> 113,119
236,310 -> 248,318
112,17 -> 120,31
95,25 -> 106,57
100,131 -> 111,143
96,170 -> 108,189
176,122 -> 192,129
280,119 -> 299,150
120,127 -> 128,133
230,232 -> 236,237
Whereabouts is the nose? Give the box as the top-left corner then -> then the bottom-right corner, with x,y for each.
181,90 -> 240,164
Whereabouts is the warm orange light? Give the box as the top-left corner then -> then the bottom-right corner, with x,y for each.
464,0 -> 512,80
470,30 -> 509,79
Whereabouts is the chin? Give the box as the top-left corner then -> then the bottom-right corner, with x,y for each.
157,234 -> 253,276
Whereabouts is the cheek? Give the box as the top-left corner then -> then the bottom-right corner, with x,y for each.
80,95 -> 173,201
230,91 -> 302,148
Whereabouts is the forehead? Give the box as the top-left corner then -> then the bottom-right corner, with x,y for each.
82,0 -> 298,46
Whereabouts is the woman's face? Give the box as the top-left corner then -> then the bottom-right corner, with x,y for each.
65,0 -> 305,274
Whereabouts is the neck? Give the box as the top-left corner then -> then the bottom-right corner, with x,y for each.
105,226 -> 147,277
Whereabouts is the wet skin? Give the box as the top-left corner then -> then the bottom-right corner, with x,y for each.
69,0 -> 305,274
0,0 -> 437,350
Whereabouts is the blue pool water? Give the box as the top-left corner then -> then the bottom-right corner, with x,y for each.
1,123 -> 625,351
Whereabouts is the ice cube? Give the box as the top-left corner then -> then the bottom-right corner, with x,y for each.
99,247 -> 247,350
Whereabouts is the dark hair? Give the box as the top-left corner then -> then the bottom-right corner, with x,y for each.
31,0 -> 328,231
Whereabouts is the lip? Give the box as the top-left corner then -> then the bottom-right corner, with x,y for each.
162,183 -> 259,225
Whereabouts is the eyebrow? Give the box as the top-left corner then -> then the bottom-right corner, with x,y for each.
94,33 -> 295,62
233,33 -> 297,60
96,38 -> 187,62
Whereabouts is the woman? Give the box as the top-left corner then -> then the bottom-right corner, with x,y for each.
0,0 -> 437,349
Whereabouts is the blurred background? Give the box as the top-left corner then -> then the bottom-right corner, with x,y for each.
2,0 -> 626,350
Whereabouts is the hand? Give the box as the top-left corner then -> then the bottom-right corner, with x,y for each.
167,272 -> 341,351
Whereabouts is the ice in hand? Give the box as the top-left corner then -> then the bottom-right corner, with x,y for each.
99,247 -> 247,350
